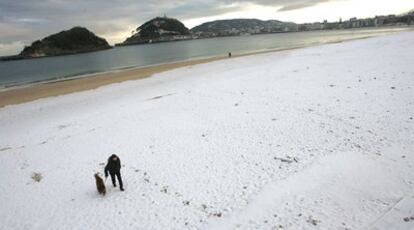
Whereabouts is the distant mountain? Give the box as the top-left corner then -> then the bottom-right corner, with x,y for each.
190,19 -> 298,37
117,17 -> 191,46
18,27 -> 111,59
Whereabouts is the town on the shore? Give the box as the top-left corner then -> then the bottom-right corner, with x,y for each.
191,11 -> 414,38
296,13 -> 414,31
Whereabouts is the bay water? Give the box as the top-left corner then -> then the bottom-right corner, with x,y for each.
0,27 -> 410,88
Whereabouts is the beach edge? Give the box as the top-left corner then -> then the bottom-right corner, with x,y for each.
0,33 -> 401,108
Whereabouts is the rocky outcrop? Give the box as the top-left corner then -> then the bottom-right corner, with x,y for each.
117,17 -> 191,46
18,27 -> 111,58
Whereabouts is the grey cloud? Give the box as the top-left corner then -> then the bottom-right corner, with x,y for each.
221,0 -> 335,10
275,0 -> 335,11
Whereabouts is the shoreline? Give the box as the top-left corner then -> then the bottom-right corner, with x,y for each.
0,31 -> 406,108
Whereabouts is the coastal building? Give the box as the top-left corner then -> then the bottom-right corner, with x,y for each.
374,16 -> 386,26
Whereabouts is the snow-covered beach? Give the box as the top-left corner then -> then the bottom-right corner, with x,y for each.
0,32 -> 413,229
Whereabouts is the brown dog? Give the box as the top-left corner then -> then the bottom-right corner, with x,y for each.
94,173 -> 106,196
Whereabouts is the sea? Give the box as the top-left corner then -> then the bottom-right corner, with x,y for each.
0,27 -> 411,89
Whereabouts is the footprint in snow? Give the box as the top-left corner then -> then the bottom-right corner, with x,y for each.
307,216 -> 321,226
57,124 -> 71,130
0,147 -> 12,152
183,200 -> 190,206
403,216 -> 414,222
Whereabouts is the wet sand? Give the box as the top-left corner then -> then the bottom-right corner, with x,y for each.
0,34 -> 398,107
0,56 -> 227,107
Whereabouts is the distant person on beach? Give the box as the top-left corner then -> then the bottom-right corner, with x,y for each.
228,52 -> 232,57
105,154 -> 124,191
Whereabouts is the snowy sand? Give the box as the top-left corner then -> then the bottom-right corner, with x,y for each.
0,32 -> 414,230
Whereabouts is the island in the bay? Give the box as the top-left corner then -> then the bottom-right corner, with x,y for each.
116,17 -> 191,46
3,27 -> 111,60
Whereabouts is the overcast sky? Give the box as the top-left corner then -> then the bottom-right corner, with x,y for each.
1,0 -> 413,55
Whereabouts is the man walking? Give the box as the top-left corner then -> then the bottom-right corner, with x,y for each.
104,154 -> 124,191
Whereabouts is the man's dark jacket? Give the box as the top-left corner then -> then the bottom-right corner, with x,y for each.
104,154 -> 121,177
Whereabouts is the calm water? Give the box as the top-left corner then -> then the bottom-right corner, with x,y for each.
0,27 -> 411,88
